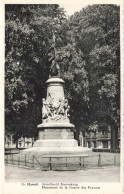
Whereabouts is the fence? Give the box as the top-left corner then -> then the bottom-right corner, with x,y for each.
5,148 -> 20,154
93,148 -> 120,153
5,153 -> 120,170
83,153 -> 120,168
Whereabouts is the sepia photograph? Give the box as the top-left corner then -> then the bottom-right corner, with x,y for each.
2,1 -> 123,193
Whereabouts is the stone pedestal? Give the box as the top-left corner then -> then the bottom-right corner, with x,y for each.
22,77 -> 91,156
38,128 -> 74,140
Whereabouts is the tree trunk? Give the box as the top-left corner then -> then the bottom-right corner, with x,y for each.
32,137 -> 34,147
111,122 -> 118,150
23,137 -> 25,147
15,135 -> 19,149
82,130 -> 87,147
74,128 -> 80,145
10,134 -> 14,146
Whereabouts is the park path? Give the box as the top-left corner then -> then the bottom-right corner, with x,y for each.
5,165 -> 120,182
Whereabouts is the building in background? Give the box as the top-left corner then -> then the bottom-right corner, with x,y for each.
5,134 -> 34,148
79,126 -> 120,151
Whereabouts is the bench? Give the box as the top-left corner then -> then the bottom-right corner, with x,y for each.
42,154 -> 88,170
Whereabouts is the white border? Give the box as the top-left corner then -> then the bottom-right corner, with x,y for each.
1,0 -> 123,193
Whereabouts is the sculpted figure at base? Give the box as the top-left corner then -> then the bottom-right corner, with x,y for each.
42,96 -> 70,123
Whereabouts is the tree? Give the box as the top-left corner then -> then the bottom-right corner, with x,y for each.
5,4 -> 120,150
55,43 -> 89,141
5,4 -> 66,146
68,5 -> 120,148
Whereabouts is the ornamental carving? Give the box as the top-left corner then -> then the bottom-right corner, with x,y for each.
42,97 -> 70,123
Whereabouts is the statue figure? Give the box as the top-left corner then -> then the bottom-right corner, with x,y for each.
42,98 -> 53,121
57,98 -> 65,115
49,28 -> 60,78
49,60 -> 60,78
42,96 -> 70,123
42,98 -> 48,119
65,105 -> 70,119
64,99 -> 70,118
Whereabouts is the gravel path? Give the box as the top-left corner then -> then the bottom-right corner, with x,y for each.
5,165 -> 120,182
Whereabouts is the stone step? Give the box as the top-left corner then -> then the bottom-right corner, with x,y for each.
33,139 -> 78,147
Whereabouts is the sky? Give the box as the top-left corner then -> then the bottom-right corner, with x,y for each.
59,2 -> 120,16
59,4 -> 88,16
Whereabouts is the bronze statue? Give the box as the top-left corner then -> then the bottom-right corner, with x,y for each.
49,60 -> 60,77
49,29 -> 60,78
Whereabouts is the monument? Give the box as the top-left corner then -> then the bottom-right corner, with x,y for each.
23,62 -> 91,156
22,31 -> 91,156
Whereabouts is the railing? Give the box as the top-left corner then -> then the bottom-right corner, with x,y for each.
86,134 -> 111,139
99,134 -> 111,139
5,148 -> 20,154
32,155 -> 42,169
86,136 -> 96,139
5,153 -> 120,170
5,154 -> 42,169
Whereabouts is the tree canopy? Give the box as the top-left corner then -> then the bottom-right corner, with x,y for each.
5,4 -> 120,148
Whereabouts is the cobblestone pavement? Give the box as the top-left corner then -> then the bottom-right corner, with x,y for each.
5,165 -> 120,182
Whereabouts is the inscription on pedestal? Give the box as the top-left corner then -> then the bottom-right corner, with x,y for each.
38,128 -> 74,140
